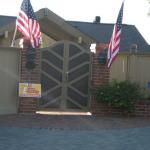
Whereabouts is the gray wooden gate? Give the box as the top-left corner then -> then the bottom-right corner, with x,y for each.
39,41 -> 91,111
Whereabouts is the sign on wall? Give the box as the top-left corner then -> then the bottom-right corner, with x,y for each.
19,83 -> 41,98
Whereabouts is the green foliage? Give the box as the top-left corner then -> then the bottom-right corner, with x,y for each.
94,80 -> 142,112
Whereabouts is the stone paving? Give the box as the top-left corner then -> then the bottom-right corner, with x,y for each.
0,114 -> 150,150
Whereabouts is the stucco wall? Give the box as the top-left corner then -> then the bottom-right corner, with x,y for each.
0,47 -> 20,114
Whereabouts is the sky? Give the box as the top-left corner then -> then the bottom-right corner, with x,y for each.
0,0 -> 150,44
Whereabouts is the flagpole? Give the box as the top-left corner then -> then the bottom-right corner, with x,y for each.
106,0 -> 124,68
11,26 -> 17,47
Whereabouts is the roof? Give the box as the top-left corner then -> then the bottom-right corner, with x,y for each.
0,9 -> 95,46
0,15 -> 16,26
0,10 -> 149,52
67,21 -> 150,52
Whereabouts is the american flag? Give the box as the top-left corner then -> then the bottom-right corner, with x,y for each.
107,2 -> 124,68
16,0 -> 41,48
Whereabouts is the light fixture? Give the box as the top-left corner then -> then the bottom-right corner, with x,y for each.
98,49 -> 107,65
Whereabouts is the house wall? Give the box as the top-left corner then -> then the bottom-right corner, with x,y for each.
41,33 -> 56,47
0,33 -> 13,47
110,55 -> 128,81
110,53 -> 150,97
0,47 -> 20,114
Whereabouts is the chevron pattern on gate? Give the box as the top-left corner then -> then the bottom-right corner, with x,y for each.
39,41 -> 91,111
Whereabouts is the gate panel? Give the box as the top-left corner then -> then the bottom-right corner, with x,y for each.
39,41 -> 91,111
66,43 -> 91,110
40,42 -> 64,108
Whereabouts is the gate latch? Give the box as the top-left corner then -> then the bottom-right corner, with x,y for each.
66,72 -> 69,81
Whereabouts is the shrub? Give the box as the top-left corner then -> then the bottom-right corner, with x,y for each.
94,80 -> 142,112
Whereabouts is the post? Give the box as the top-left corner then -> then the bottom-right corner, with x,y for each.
11,27 -> 17,47
91,43 -> 110,115
18,39 -> 41,113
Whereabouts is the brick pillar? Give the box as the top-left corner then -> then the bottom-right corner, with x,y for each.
18,41 -> 41,113
91,43 -> 110,114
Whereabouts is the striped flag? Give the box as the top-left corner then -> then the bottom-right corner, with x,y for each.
107,2 -> 124,68
16,0 -> 41,48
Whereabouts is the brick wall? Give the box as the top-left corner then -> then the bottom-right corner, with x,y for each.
91,43 -> 109,86
91,99 -> 150,117
134,101 -> 150,117
91,43 -> 150,117
18,46 -> 41,113
91,43 -> 110,114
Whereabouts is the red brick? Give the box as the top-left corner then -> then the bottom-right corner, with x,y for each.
18,47 -> 40,113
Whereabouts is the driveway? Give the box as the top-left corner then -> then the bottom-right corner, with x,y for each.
0,114 -> 150,150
